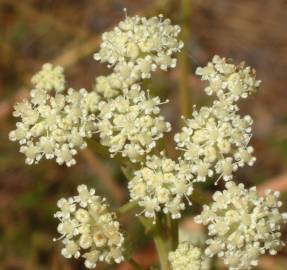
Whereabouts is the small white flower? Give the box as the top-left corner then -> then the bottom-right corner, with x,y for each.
175,99 -> 254,183
168,243 -> 204,270
61,240 -> 80,259
9,64 -> 100,166
96,85 -> 171,162
54,185 -> 125,268
128,154 -> 193,220
75,184 -> 96,207
94,75 -> 122,99
195,181 -> 287,270
31,63 -> 65,92
55,198 -> 76,219
94,14 -> 183,84
195,55 -> 261,101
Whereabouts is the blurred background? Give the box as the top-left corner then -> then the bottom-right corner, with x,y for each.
0,0 -> 287,269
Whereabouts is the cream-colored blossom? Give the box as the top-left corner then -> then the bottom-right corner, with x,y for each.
128,154 -> 193,220
96,85 -> 171,162
9,64 -> 100,166
195,55 -> 261,101
93,74 -> 123,99
94,14 -> 183,83
175,100 -> 255,183
31,63 -> 65,92
168,243 -> 204,270
178,229 -> 211,270
54,185 -> 125,268
195,181 -> 287,270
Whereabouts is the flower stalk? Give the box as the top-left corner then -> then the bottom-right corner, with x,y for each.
153,215 -> 171,270
179,0 -> 191,119
170,218 -> 179,251
128,258 -> 145,270
116,201 -> 139,216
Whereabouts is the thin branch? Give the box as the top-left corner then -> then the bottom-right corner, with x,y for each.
166,214 -> 178,251
81,149 -> 126,205
128,258 -> 145,270
178,0 -> 192,119
116,201 -> 138,216
153,215 -> 171,270
170,218 -> 179,250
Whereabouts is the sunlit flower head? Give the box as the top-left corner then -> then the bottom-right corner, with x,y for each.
94,13 -> 183,85
175,100 -> 255,183
9,64 -> 100,166
96,85 -> 171,163
195,181 -> 287,270
169,243 -> 204,270
196,55 -> 261,101
128,153 -> 193,220
54,185 -> 125,268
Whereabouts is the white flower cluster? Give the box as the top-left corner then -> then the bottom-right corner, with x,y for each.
178,229 -> 211,270
91,13 -> 181,161
54,185 -> 125,268
94,13 -> 183,86
97,86 -> 171,162
175,100 -> 255,183
195,55 -> 261,101
175,56 -> 259,183
195,181 -> 287,270
94,74 -> 124,99
9,64 -> 100,166
128,154 -> 193,220
168,243 -> 203,270
31,63 -> 66,92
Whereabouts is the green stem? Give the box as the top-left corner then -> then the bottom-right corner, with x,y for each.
137,214 -> 171,270
128,258 -> 144,270
116,201 -> 138,216
179,0 -> 191,119
120,165 -> 170,269
121,165 -> 137,181
166,215 -> 178,251
153,215 -> 171,270
138,215 -> 154,234
170,218 -> 179,250
192,188 -> 211,205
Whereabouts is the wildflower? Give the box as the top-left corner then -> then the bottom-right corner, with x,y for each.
31,63 -> 65,92
54,185 -> 125,268
94,13 -> 183,83
96,85 -> 171,162
128,154 -> 193,220
195,55 -> 261,101
9,64 -> 100,166
194,181 -> 287,270
94,74 -> 123,99
175,100 -> 255,183
178,229 -> 211,270
168,243 -> 204,270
